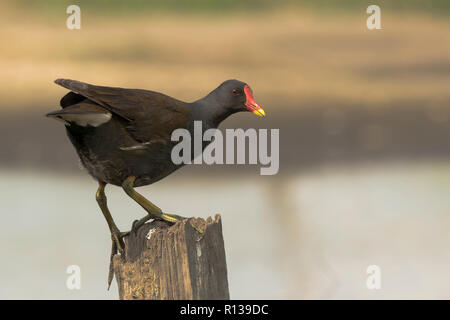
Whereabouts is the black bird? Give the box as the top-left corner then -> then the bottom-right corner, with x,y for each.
47,79 -> 265,254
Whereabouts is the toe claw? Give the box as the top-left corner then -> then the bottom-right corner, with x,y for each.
131,219 -> 140,233
111,229 -> 127,256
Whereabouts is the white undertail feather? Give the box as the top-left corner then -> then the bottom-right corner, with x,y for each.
49,112 -> 112,127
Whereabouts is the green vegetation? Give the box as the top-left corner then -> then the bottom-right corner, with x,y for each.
18,0 -> 450,15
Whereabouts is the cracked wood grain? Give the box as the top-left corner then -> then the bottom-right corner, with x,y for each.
111,214 -> 229,300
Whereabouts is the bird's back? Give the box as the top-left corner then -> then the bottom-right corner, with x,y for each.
48,79 -> 192,186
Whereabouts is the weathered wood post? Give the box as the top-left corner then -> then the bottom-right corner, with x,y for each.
111,214 -> 230,300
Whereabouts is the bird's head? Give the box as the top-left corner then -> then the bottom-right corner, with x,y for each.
215,79 -> 265,117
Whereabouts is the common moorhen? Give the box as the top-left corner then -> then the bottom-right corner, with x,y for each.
47,79 -> 265,254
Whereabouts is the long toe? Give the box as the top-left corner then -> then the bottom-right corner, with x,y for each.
161,212 -> 187,223
111,230 -> 126,255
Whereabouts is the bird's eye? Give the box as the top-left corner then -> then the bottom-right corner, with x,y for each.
232,88 -> 241,96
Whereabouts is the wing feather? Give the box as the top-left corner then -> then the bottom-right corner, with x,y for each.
54,79 -> 191,143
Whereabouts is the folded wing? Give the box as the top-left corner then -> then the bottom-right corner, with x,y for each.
53,79 -> 191,144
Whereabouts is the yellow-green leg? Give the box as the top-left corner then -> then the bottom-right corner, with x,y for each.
96,182 -> 129,255
122,176 -> 185,231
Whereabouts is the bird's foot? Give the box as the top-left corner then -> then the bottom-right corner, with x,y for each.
130,212 -> 187,234
162,213 -> 203,233
130,212 -> 204,235
161,212 -> 186,223
130,213 -> 155,234
111,227 -> 130,256
108,229 -> 129,290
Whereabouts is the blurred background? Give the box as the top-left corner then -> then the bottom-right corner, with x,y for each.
0,0 -> 449,299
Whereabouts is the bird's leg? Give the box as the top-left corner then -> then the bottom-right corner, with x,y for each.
122,176 -> 186,232
95,182 -> 129,255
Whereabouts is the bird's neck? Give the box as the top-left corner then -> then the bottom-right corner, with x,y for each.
189,92 -> 236,129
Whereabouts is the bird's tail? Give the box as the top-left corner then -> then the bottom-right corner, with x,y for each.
46,104 -> 112,127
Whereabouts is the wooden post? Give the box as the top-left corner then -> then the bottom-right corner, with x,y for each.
111,214 -> 230,300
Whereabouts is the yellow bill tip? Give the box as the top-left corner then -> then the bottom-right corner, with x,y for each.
252,108 -> 266,117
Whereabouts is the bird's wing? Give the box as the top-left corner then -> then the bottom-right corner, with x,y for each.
59,91 -> 87,108
54,79 -> 191,144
